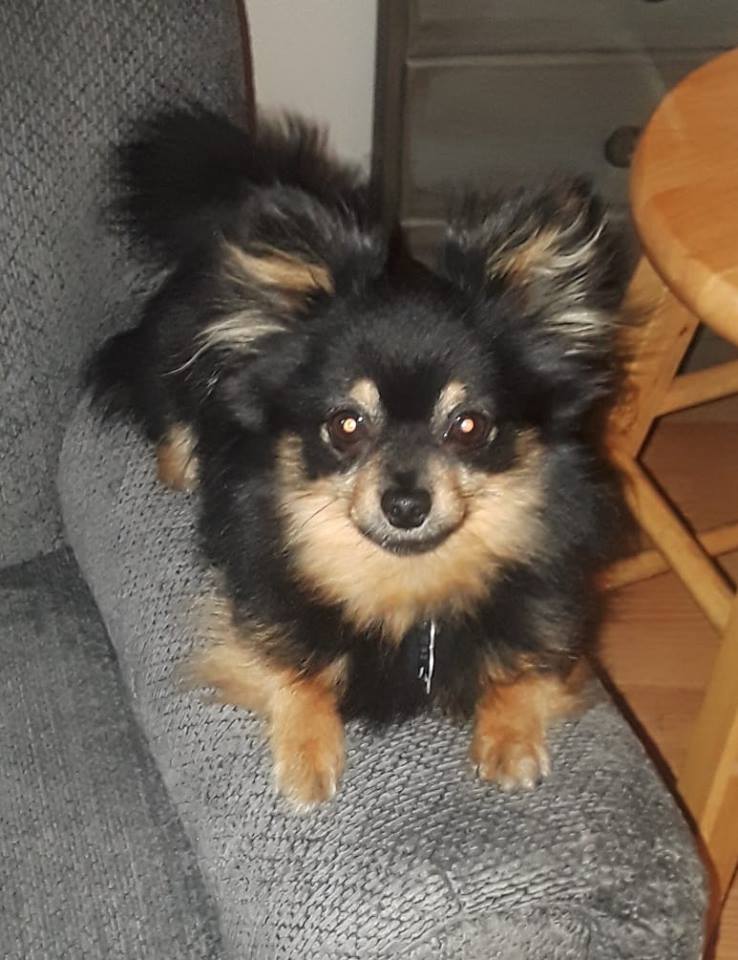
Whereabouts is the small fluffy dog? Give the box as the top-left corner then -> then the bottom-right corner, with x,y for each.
90,106 -> 627,808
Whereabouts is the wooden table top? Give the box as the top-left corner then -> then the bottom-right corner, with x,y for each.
631,48 -> 738,347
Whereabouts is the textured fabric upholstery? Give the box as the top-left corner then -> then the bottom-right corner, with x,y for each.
0,0 -> 243,567
0,548 -> 223,960
58,401 -> 706,960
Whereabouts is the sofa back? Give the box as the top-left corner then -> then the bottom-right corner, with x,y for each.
0,0 -> 244,567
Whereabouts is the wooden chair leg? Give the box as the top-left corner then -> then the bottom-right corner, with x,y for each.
679,596 -> 738,906
658,359 -> 738,415
605,521 -> 738,589
612,454 -> 733,632
610,257 -> 700,458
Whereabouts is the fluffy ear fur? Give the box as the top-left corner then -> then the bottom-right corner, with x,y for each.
194,188 -> 385,429
199,188 -> 384,346
440,179 -> 629,431
187,197 -> 384,431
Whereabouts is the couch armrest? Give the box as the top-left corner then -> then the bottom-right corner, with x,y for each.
59,402 -> 707,960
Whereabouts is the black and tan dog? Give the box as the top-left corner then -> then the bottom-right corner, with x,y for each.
90,106 -> 627,808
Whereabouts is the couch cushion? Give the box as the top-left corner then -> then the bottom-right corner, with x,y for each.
0,548 -> 223,960
58,399 -> 706,960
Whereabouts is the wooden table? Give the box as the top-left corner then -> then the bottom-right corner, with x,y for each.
609,48 -> 738,923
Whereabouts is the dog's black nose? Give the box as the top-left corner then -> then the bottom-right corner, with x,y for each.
381,488 -> 431,529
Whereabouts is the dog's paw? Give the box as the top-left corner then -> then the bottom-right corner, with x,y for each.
471,728 -> 551,792
271,718 -> 345,810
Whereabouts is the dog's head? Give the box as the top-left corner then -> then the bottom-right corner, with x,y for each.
200,180 -> 625,635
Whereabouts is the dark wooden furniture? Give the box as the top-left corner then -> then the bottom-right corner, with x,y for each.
372,1 -> 738,265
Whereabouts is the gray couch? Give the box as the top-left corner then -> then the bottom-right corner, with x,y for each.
1,1 -> 707,957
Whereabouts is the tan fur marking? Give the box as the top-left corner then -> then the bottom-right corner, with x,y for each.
487,218 -> 611,348
188,594 -> 346,808
348,378 -> 382,420
432,381 -> 467,430
188,595 -> 291,714
424,455 -> 467,531
224,242 -> 333,297
277,432 -> 546,642
187,243 -> 334,363
156,423 -> 199,491
471,662 -> 589,790
493,227 -> 560,280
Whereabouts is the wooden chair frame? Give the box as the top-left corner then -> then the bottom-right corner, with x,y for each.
608,256 -> 738,915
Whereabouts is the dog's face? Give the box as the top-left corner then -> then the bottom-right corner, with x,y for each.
239,296 -> 551,639
203,180 -> 625,636
279,297 -> 530,558
313,368 -> 495,556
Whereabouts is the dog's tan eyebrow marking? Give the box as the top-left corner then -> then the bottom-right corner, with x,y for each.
433,381 -> 467,427
348,378 -> 382,419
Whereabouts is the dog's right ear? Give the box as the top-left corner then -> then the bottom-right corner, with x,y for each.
198,189 -> 385,358
197,189 -> 386,430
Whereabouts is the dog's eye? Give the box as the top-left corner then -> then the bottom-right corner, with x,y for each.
445,411 -> 495,449
326,409 -> 369,452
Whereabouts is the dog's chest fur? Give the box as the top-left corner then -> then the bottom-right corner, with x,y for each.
340,618 -> 486,723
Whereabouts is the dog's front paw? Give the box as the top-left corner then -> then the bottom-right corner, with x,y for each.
271,714 -> 345,810
471,727 -> 551,792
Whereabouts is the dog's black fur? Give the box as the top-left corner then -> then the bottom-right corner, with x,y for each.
89,106 -> 628,733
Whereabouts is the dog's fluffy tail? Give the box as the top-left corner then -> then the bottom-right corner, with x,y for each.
114,105 -> 367,264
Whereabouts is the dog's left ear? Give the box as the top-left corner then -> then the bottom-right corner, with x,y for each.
440,179 -> 628,427
441,178 -> 626,332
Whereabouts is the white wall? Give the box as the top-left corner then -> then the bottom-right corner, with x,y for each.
246,0 -> 378,170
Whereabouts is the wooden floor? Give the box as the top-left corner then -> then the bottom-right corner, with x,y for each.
600,418 -> 738,959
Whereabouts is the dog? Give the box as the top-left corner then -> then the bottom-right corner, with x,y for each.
89,106 -> 628,809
